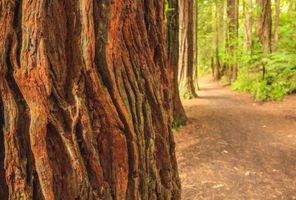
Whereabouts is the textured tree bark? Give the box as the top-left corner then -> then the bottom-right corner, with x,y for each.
166,0 -> 187,126
0,0 -> 181,199
178,0 -> 198,99
273,0 -> 280,52
0,98 -> 8,200
256,0 -> 272,54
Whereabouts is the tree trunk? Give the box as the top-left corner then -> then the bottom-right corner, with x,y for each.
0,1 -> 181,199
256,0 -> 272,54
226,0 -> 239,82
273,0 -> 280,52
215,49 -> 221,80
193,0 -> 199,90
211,57 -> 215,78
215,0 -> 222,80
179,0 -> 198,99
166,0 -> 187,125
244,0 -> 253,52
233,0 -> 239,81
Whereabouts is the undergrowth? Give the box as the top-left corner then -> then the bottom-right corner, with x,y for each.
232,52 -> 296,101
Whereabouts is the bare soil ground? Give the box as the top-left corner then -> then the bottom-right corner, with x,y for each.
175,77 -> 296,200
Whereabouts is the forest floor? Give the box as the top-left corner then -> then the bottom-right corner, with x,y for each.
175,76 -> 296,200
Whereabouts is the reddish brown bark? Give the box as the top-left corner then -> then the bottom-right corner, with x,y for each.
179,0 -> 198,99
226,0 -> 239,82
273,0 -> 280,52
193,0 -> 199,90
256,0 -> 272,54
244,0 -> 253,51
233,0 -> 239,80
211,57 -> 215,78
0,1 -> 181,199
215,0 -> 222,80
166,0 -> 187,125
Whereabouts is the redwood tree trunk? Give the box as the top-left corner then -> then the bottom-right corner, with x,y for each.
244,0 -> 253,52
226,0 -> 239,82
193,0 -> 199,90
179,0 -> 198,99
273,0 -> 280,52
166,0 -> 187,125
0,1 -> 181,199
256,0 -> 272,54
233,0 -> 239,80
215,0 -> 222,80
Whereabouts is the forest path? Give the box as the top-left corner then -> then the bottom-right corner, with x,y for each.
175,76 -> 296,200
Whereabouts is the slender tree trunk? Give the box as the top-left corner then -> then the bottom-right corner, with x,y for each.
179,0 -> 198,99
227,0 -> 235,83
256,0 -> 272,54
273,0 -> 280,52
193,0 -> 199,90
166,0 -> 187,125
211,57 -> 215,78
215,48 -> 221,80
215,0 -> 222,80
225,0 -> 230,81
233,0 -> 239,81
0,1 -> 181,199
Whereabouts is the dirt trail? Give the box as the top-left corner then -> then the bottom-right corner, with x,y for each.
175,77 -> 296,200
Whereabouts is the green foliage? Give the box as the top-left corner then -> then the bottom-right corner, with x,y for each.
197,0 -> 217,69
232,52 -> 296,101
172,118 -> 187,131
165,0 -> 176,12
198,0 -> 296,101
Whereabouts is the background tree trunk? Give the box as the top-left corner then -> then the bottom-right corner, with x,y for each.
179,0 -> 198,99
244,0 -> 253,52
226,0 -> 239,82
233,0 -> 239,81
215,0 -> 222,80
0,1 -> 181,199
256,0 -> 272,54
273,0 -> 280,52
193,0 -> 199,90
211,57 -> 215,78
166,0 -> 188,125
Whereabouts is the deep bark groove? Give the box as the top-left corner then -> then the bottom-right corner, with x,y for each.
0,0 -> 181,199
0,97 -> 8,200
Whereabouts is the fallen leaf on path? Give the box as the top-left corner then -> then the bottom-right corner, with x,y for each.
222,150 -> 229,154
212,184 -> 224,189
